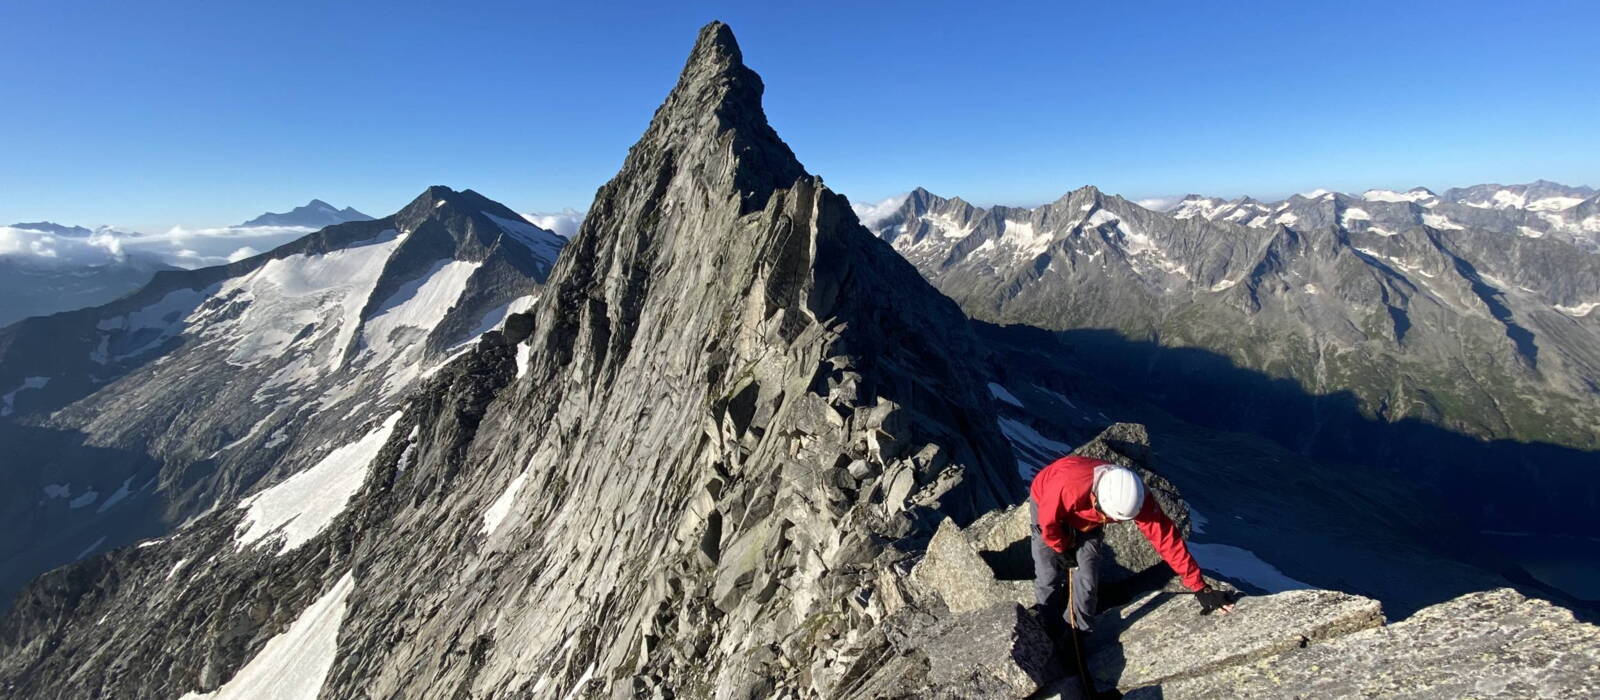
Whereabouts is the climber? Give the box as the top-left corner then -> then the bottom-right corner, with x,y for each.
1029,455 -> 1234,639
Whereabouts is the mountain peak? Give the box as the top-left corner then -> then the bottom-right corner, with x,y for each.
662,20 -> 764,124
616,21 -> 804,216
240,199 -> 373,228
686,20 -> 741,72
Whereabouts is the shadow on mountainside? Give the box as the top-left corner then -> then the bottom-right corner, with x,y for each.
977,323 -> 1599,620
0,423 -> 168,615
1081,328 -> 1599,613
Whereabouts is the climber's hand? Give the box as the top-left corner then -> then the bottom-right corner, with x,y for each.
1196,585 -> 1236,616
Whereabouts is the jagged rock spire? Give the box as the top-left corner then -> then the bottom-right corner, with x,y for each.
597,21 -> 805,222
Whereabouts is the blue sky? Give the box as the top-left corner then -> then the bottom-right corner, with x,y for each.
3,0 -> 1597,230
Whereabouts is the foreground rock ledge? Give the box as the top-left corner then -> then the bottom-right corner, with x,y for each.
1129,588 -> 1600,699
1088,587 -> 1383,692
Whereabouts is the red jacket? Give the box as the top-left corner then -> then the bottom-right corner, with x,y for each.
1030,455 -> 1206,592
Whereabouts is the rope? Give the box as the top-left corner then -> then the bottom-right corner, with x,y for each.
1067,564 -> 1095,698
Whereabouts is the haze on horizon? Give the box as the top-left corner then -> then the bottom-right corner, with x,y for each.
2,0 -> 1596,232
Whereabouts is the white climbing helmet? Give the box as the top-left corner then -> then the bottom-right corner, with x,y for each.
1094,465 -> 1146,521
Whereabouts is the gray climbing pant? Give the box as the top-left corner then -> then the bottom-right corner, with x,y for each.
1030,499 -> 1104,635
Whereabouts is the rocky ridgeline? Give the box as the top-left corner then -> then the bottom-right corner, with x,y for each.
2,21 -> 1597,700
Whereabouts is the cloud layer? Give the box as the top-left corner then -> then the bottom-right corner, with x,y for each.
850,193 -> 908,230
521,209 -> 584,238
1134,197 -> 1181,212
0,226 -> 127,267
0,223 -> 316,269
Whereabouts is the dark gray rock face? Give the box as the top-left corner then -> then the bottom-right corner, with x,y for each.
238,199 -> 373,228
869,184 -> 1600,534
0,186 -> 561,610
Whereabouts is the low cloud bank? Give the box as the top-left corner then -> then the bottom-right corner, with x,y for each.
1134,197 -> 1181,212
145,225 -> 313,267
521,209 -> 584,238
0,223 -> 315,269
0,226 -> 128,267
850,193 -> 909,230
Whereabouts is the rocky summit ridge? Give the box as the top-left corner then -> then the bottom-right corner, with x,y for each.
1,21 -> 1597,700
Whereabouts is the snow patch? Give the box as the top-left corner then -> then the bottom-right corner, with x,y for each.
75,536 -> 107,560
234,413 -> 401,555
1031,385 -> 1078,410
214,230 -> 403,376
1338,207 -> 1371,227
178,571 -> 355,700
997,418 -> 1073,478
1490,189 -> 1528,209
96,477 -> 135,513
1362,189 -> 1435,203
1002,219 -> 1052,257
484,211 -> 566,263
1,376 -> 49,416
1422,213 -> 1463,230
1088,209 -> 1157,257
1528,196 -> 1585,212
93,287 -> 212,362
919,212 -> 974,242
515,342 -> 533,378
361,258 -> 482,360
559,663 -> 597,700
1555,302 -> 1598,317
1187,542 -> 1312,593
480,470 -> 529,537
1518,226 -> 1546,239
987,383 -> 1024,407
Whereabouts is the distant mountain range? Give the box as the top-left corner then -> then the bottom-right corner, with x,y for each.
1159,180 -> 1599,251
0,186 -> 563,607
867,180 -> 1600,534
2,201 -> 377,327
239,199 -> 373,228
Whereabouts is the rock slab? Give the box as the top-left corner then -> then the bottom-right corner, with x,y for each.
922,603 -> 1061,698
1136,588 -> 1600,699
1088,586 -> 1383,692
